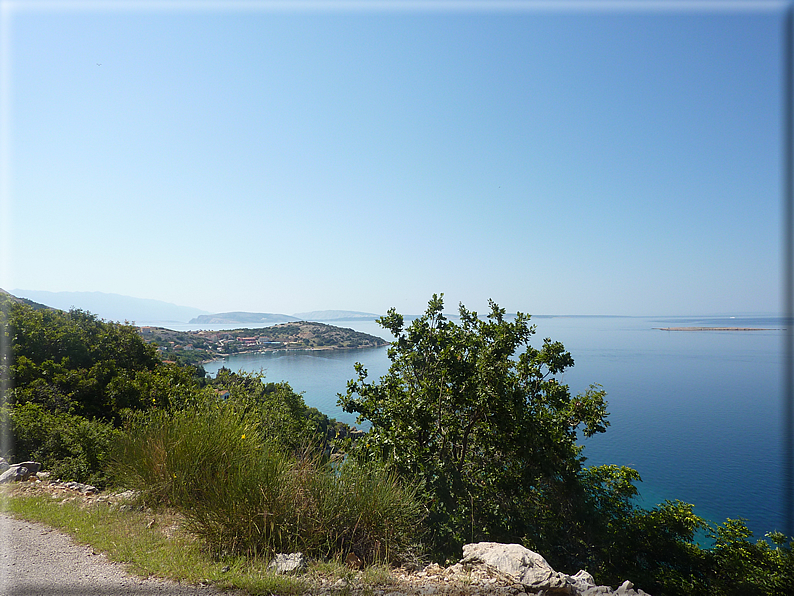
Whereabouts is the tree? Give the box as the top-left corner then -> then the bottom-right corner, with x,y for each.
340,294 -> 612,560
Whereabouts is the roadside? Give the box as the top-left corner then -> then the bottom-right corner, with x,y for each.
0,513 -> 234,596
0,480 -> 521,596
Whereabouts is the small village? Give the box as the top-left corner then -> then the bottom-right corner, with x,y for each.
138,321 -> 388,365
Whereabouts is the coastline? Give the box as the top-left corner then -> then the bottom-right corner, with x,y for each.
200,343 -> 388,365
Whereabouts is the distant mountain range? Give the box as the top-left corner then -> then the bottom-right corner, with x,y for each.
189,312 -> 300,325
190,310 -> 381,325
11,290 -> 210,324
8,290 -> 381,326
292,310 -> 380,321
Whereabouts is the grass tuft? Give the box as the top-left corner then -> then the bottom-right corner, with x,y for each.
111,404 -> 423,562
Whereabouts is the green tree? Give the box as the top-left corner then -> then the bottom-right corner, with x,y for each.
340,294 -> 612,560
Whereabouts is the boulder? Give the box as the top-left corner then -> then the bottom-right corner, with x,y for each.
461,542 -> 573,594
460,542 -> 653,596
0,461 -> 41,484
268,552 -> 307,574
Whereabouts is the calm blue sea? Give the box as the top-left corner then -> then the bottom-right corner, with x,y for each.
190,315 -> 789,540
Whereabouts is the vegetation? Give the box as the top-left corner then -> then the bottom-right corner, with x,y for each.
0,296 -> 352,487
341,295 -> 794,595
2,291 -> 793,596
112,401 -> 421,562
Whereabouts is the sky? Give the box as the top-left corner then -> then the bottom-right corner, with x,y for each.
0,0 -> 788,317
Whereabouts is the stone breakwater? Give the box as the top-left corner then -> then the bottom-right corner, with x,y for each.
5,469 -> 652,596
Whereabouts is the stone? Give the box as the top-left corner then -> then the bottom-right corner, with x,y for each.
568,570 -> 597,593
267,552 -> 307,574
0,461 -> 41,484
461,542 -> 573,594
616,580 -> 634,593
0,457 -> 9,472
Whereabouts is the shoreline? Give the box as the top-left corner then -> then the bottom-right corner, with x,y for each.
199,343 -> 387,365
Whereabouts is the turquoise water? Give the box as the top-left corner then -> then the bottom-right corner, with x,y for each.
199,314 -> 788,540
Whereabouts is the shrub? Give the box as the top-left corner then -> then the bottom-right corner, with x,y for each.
2,403 -> 118,487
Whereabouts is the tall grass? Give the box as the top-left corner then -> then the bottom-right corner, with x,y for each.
112,402 -> 423,562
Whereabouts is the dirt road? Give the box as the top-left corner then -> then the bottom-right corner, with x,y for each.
0,514 -> 228,596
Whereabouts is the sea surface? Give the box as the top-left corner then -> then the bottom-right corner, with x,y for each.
175,314 -> 789,540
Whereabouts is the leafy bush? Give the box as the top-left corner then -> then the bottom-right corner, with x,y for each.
2,403 -> 119,487
340,295 -> 610,559
3,300 -> 164,422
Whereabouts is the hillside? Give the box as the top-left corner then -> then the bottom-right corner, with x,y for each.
0,288 -> 52,311
11,290 -> 209,323
139,321 -> 388,364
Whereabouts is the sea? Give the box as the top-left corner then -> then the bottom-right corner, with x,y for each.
161,314 -> 789,541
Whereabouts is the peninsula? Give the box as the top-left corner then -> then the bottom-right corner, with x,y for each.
138,321 -> 388,365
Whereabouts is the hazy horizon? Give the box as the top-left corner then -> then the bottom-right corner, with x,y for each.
7,287 -> 785,322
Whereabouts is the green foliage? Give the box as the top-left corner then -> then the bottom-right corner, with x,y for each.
112,402 -> 422,562
3,300 -> 161,422
703,521 -> 794,596
7,291 -> 793,595
214,369 -> 314,449
2,402 -> 119,486
340,294 -> 610,559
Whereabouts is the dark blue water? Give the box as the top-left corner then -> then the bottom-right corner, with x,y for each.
201,315 -> 788,540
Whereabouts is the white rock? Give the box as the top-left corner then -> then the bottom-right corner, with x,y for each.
461,542 -> 572,593
267,552 -> 307,574
568,569 -> 597,592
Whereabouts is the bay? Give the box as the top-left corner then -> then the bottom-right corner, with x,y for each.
195,314 -> 788,540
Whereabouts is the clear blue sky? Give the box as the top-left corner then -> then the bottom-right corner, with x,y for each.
1,1 -> 787,316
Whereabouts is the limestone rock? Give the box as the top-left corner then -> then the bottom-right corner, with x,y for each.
461,542 -> 572,594
460,542 -> 653,596
568,570 -> 597,593
268,552 -> 307,574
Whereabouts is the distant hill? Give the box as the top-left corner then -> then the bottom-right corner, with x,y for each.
11,290 -> 210,324
0,288 -> 52,311
292,310 -> 380,321
189,312 -> 300,325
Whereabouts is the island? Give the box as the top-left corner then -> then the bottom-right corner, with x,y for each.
653,327 -> 783,331
138,321 -> 389,365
